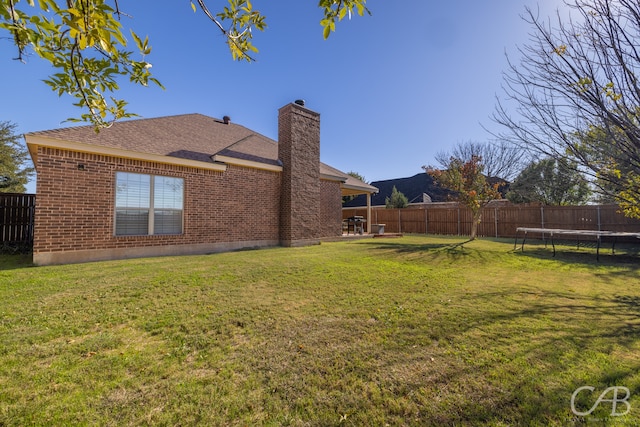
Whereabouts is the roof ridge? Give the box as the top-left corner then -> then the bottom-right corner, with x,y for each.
225,133 -> 258,148
26,113 -> 216,135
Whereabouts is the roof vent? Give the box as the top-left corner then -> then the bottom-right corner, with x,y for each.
294,99 -> 305,107
222,115 -> 231,124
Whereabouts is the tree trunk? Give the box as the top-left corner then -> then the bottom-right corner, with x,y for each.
470,212 -> 482,240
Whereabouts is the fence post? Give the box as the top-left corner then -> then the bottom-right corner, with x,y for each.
398,209 -> 401,233
425,207 -> 428,235
457,206 -> 461,236
494,207 -> 498,238
540,205 -> 546,240
597,205 -> 601,231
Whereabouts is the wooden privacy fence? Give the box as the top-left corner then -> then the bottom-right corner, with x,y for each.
0,193 -> 35,245
343,203 -> 640,238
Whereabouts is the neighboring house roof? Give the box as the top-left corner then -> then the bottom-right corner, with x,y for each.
25,113 -> 377,194
343,173 -> 453,207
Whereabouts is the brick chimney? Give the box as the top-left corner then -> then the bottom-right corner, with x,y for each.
278,101 -> 321,246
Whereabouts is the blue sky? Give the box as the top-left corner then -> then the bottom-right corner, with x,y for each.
3,0 -> 568,193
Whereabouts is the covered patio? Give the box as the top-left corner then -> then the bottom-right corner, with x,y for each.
340,176 -> 378,235
319,163 -> 378,235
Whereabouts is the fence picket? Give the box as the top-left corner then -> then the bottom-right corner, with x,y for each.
0,193 -> 36,245
343,203 -> 640,238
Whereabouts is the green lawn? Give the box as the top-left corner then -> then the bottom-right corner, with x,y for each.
1,236 -> 639,426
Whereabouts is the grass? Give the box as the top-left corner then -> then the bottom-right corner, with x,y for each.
1,235 -> 639,426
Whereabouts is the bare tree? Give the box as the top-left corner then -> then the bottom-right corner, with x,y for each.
434,140 -> 525,182
493,0 -> 640,218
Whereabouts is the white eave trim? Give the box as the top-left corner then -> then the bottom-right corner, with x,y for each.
342,182 -> 379,194
26,135 -> 228,172
211,154 -> 283,172
320,172 -> 347,182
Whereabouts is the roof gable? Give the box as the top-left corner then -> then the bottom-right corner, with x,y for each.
27,114 -> 269,164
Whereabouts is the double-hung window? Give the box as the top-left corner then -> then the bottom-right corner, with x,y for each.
115,172 -> 184,236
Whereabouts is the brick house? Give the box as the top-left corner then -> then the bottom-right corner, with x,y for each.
25,101 -> 377,265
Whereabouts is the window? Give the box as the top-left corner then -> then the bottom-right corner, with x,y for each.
115,172 -> 184,236
152,175 -> 184,235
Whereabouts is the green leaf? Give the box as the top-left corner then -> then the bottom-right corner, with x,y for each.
131,30 -> 143,51
339,7 -> 347,21
323,23 -> 331,39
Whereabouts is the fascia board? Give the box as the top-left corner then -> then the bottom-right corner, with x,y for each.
26,135 -> 228,172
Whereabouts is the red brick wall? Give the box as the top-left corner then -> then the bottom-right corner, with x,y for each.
34,147 -> 281,256
320,180 -> 342,237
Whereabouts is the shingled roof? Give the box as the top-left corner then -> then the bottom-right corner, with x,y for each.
343,173 -> 453,207
27,114 -> 276,164
25,113 -> 377,193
